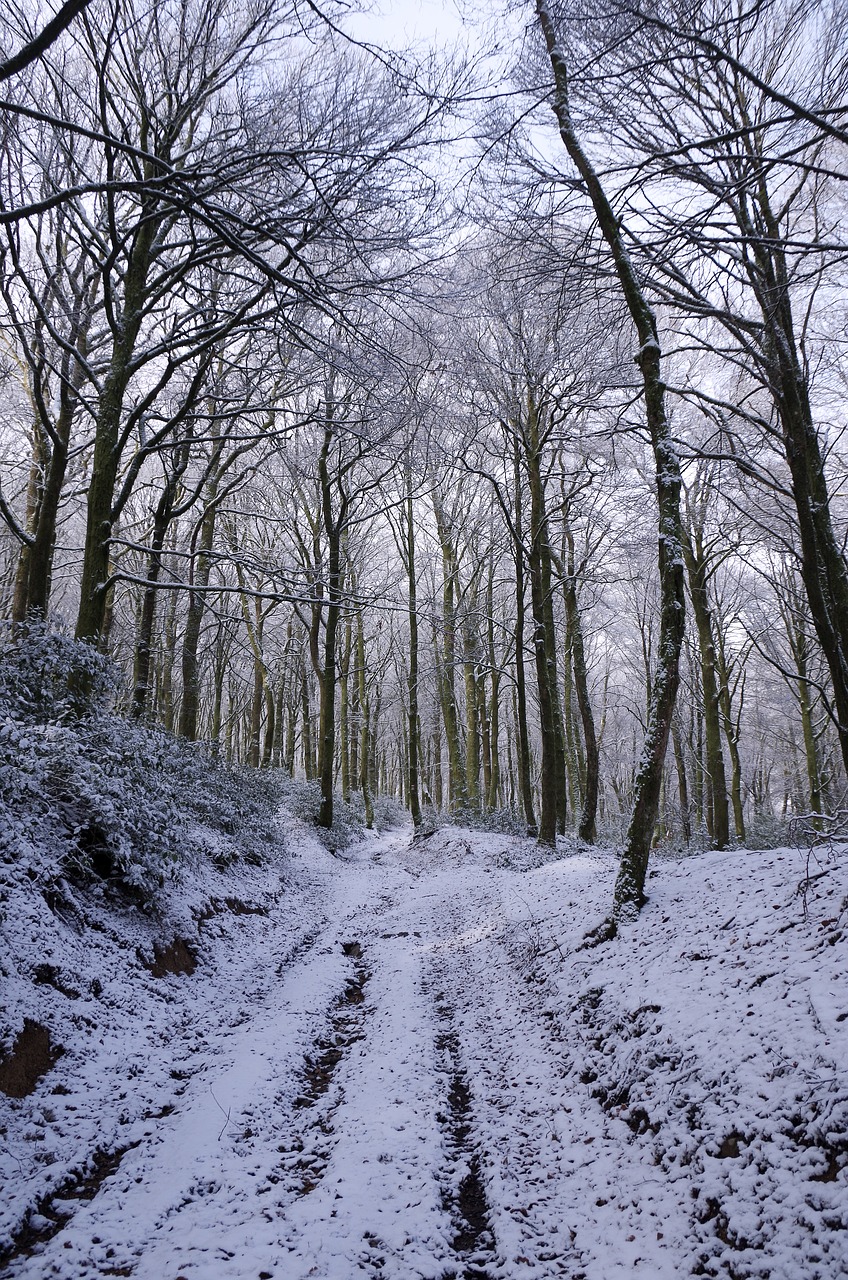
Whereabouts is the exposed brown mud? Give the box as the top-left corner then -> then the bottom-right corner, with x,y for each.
0,1020 -> 63,1099
144,937 -> 196,978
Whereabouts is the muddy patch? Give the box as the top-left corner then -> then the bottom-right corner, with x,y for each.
144,937 -> 196,978
0,1020 -> 64,1098
433,997 -> 497,1280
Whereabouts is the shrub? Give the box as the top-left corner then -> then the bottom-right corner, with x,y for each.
0,619 -> 118,722
0,625 -> 285,896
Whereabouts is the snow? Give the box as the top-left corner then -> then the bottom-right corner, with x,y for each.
2,815 -> 847,1278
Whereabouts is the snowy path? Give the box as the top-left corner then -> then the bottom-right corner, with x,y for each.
4,827 -> 600,1280
5,826 -> 848,1280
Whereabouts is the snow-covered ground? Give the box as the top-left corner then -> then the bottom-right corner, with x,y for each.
2,819 -> 847,1279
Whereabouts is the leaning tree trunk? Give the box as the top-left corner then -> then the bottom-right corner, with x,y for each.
537,0 -> 687,918
739,194 -> 848,783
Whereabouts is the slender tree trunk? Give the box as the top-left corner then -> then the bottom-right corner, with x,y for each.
463,613 -> 482,811
131,493 -> 172,720
339,617 -> 352,802
564,551 -> 599,842
249,648 -> 263,769
715,630 -> 746,840
317,418 -> 347,830
405,479 -> 423,830
671,717 -> 691,845
11,441 -> 43,624
682,530 -> 730,848
302,667 -> 314,780
158,587 -> 178,732
513,442 -> 537,834
179,477 -> 219,740
433,494 -> 467,809
537,0 -> 686,917
355,610 -> 373,827
211,632 -> 226,753
525,392 -> 566,845
486,560 -> 501,810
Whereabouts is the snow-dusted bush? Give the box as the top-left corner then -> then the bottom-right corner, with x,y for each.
745,808 -> 795,850
0,619 -> 118,722
371,793 -> 405,831
0,626 -> 284,896
276,776 -> 406,847
443,803 -> 528,837
0,714 -> 285,895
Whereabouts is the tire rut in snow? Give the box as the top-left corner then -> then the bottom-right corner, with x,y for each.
273,939 -> 371,1198
433,994 -> 497,1280
0,1141 -> 139,1275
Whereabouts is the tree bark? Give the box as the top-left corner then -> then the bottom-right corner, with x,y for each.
537,0 -> 686,917
405,477 -> 423,830
682,529 -> 730,848
563,534 -> 599,842
513,439 -> 537,834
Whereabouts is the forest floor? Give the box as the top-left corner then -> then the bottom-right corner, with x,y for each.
1,821 -> 848,1279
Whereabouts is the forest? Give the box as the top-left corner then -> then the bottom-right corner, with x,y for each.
1,0 -> 847,898
1,3 -> 848,1277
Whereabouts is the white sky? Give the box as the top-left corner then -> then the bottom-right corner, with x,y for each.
343,0 -> 470,50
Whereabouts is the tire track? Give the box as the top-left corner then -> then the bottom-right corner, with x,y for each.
272,939 -> 372,1199
431,990 -> 498,1280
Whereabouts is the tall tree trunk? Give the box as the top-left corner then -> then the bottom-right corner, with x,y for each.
339,617 -> 352,802
131,492 -> 173,720
76,217 -> 157,643
525,392 -> 566,845
485,558 -> 501,810
715,630 -> 746,840
537,0 -> 686,917
317,419 -> 347,830
513,441 -> 537,834
158,586 -> 178,732
356,609 -> 373,829
463,611 -> 482,811
433,494 -> 467,809
179,476 -> 219,740
405,478 -> 423,830
301,667 -> 314,780
249,647 -> 264,769
563,539 -> 599,842
11,440 -> 43,624
671,717 -> 692,845
682,529 -> 730,848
